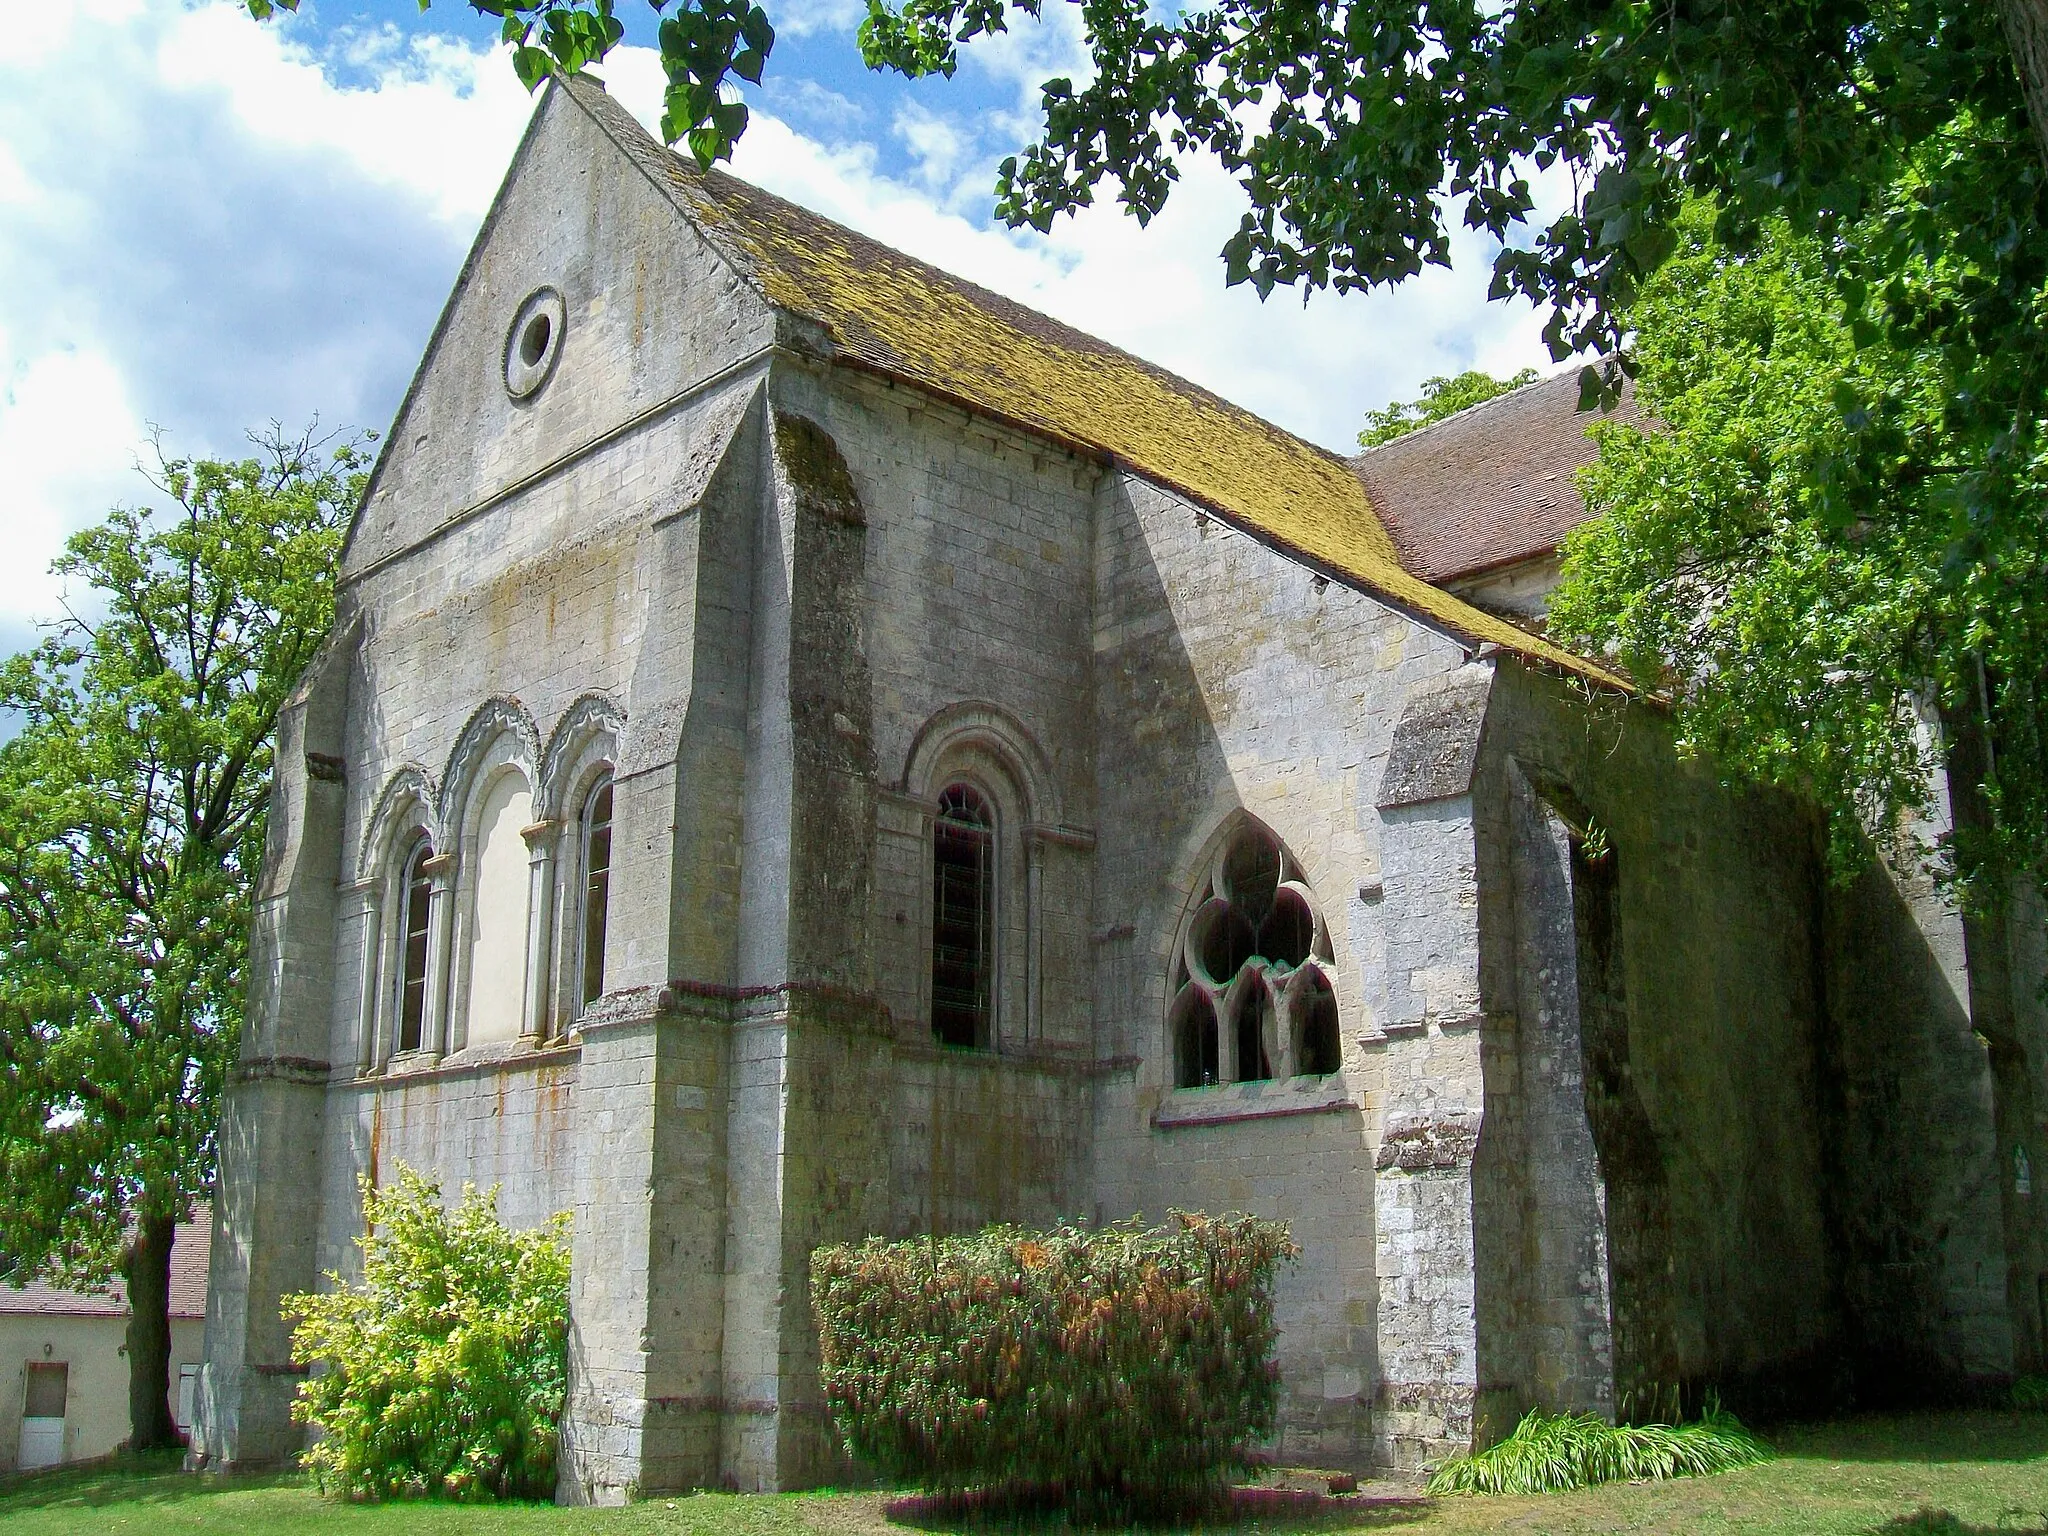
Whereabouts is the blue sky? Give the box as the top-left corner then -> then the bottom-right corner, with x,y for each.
0,0 -> 1566,665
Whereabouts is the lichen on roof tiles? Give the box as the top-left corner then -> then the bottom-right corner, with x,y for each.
566,79 -> 1627,691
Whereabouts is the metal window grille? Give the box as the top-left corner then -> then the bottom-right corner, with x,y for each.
399,839 -> 433,1052
581,780 -> 613,1009
930,783 -> 993,1048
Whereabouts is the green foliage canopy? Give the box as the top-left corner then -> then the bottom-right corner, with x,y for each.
287,1167 -> 572,1502
1547,200 -> 2048,889
0,427 -> 361,1446
810,1213 -> 1295,1516
1358,368 -> 1540,449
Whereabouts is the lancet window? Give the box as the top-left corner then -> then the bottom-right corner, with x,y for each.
931,782 -> 995,1048
397,836 -> 434,1054
580,776 -> 613,1011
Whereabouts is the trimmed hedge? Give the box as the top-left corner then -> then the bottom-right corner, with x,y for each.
810,1213 -> 1296,1515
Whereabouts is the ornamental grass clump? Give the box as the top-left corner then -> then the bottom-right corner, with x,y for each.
1426,1401 -> 1771,1496
285,1166 -> 571,1502
810,1212 -> 1296,1517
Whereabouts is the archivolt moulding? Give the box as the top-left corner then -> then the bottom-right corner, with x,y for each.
357,765 -> 439,885
439,697 -> 542,827
539,692 -> 625,817
899,700 -> 1059,824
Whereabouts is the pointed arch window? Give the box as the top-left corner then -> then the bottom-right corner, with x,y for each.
398,836 -> 434,1053
580,777 -> 613,1011
1169,817 -> 1339,1089
931,783 -> 994,1048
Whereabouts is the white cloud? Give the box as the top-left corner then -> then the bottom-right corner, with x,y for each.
773,77 -> 868,130
0,0 -> 528,631
0,343 -> 146,631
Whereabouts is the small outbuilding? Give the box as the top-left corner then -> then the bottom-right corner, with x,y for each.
1,1215 -> 210,1471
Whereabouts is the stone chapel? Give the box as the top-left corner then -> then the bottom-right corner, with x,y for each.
192,74 -> 2048,1502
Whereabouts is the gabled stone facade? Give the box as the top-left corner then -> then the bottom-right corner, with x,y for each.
193,76 -> 2048,1502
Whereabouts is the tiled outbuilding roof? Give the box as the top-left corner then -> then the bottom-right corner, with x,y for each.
0,1211 -> 211,1321
563,79 -> 1629,692
1350,367 -> 1644,584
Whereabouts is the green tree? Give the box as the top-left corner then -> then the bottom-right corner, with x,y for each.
1359,368 -> 1541,449
0,426 -> 364,1451
1545,200 -> 2048,892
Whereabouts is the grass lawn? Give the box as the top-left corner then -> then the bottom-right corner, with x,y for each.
1,1412 -> 2043,1536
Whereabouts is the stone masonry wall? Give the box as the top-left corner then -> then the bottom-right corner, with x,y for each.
1084,467 -> 1475,1470
1472,662 -> 1842,1420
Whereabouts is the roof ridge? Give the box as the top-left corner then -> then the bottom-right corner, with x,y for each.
685,167 -> 1354,463
564,77 -> 1359,479
1351,365 -> 1590,463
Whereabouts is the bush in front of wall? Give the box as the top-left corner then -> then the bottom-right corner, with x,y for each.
810,1212 -> 1297,1517
284,1165 -> 572,1502
1426,1400 -> 1771,1496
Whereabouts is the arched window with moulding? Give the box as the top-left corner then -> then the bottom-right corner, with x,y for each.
1168,816 -> 1338,1088
579,775 -> 613,1013
931,782 -> 995,1048
397,835 -> 434,1054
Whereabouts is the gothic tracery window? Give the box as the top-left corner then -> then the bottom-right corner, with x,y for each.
931,782 -> 994,1048
1170,819 -> 1338,1088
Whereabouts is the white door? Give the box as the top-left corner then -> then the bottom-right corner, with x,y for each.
18,1417 -> 63,1470
176,1364 -> 198,1433
20,1362 -> 67,1470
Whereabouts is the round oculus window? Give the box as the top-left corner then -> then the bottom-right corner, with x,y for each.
504,287 -> 566,399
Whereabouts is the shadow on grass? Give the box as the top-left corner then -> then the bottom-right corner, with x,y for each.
1869,1509 -> 2048,1535
0,1449 -> 299,1513
883,1485 -> 1432,1533
1770,1411 -> 2048,1466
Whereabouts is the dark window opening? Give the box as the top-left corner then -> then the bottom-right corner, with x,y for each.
1195,903 -> 1257,986
519,313 -> 552,367
1173,990 -> 1220,1088
1259,886 -> 1315,969
1233,986 -> 1272,1083
1221,824 -> 1281,927
1294,968 -> 1341,1076
399,838 -> 433,1052
931,783 -> 993,1048
24,1362 -> 67,1420
581,779 -> 613,1011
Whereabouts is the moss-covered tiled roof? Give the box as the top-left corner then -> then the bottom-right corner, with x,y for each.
567,79 -> 1624,689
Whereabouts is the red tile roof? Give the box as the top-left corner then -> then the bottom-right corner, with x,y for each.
0,1210 -> 211,1321
1350,368 -> 1644,584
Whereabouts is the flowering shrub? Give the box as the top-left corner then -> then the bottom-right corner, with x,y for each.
285,1166 -> 571,1502
810,1212 -> 1296,1515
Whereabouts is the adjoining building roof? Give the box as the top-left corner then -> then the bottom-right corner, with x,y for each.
1351,366 -> 1645,585
0,1212 -> 211,1321
563,79 -> 1629,692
